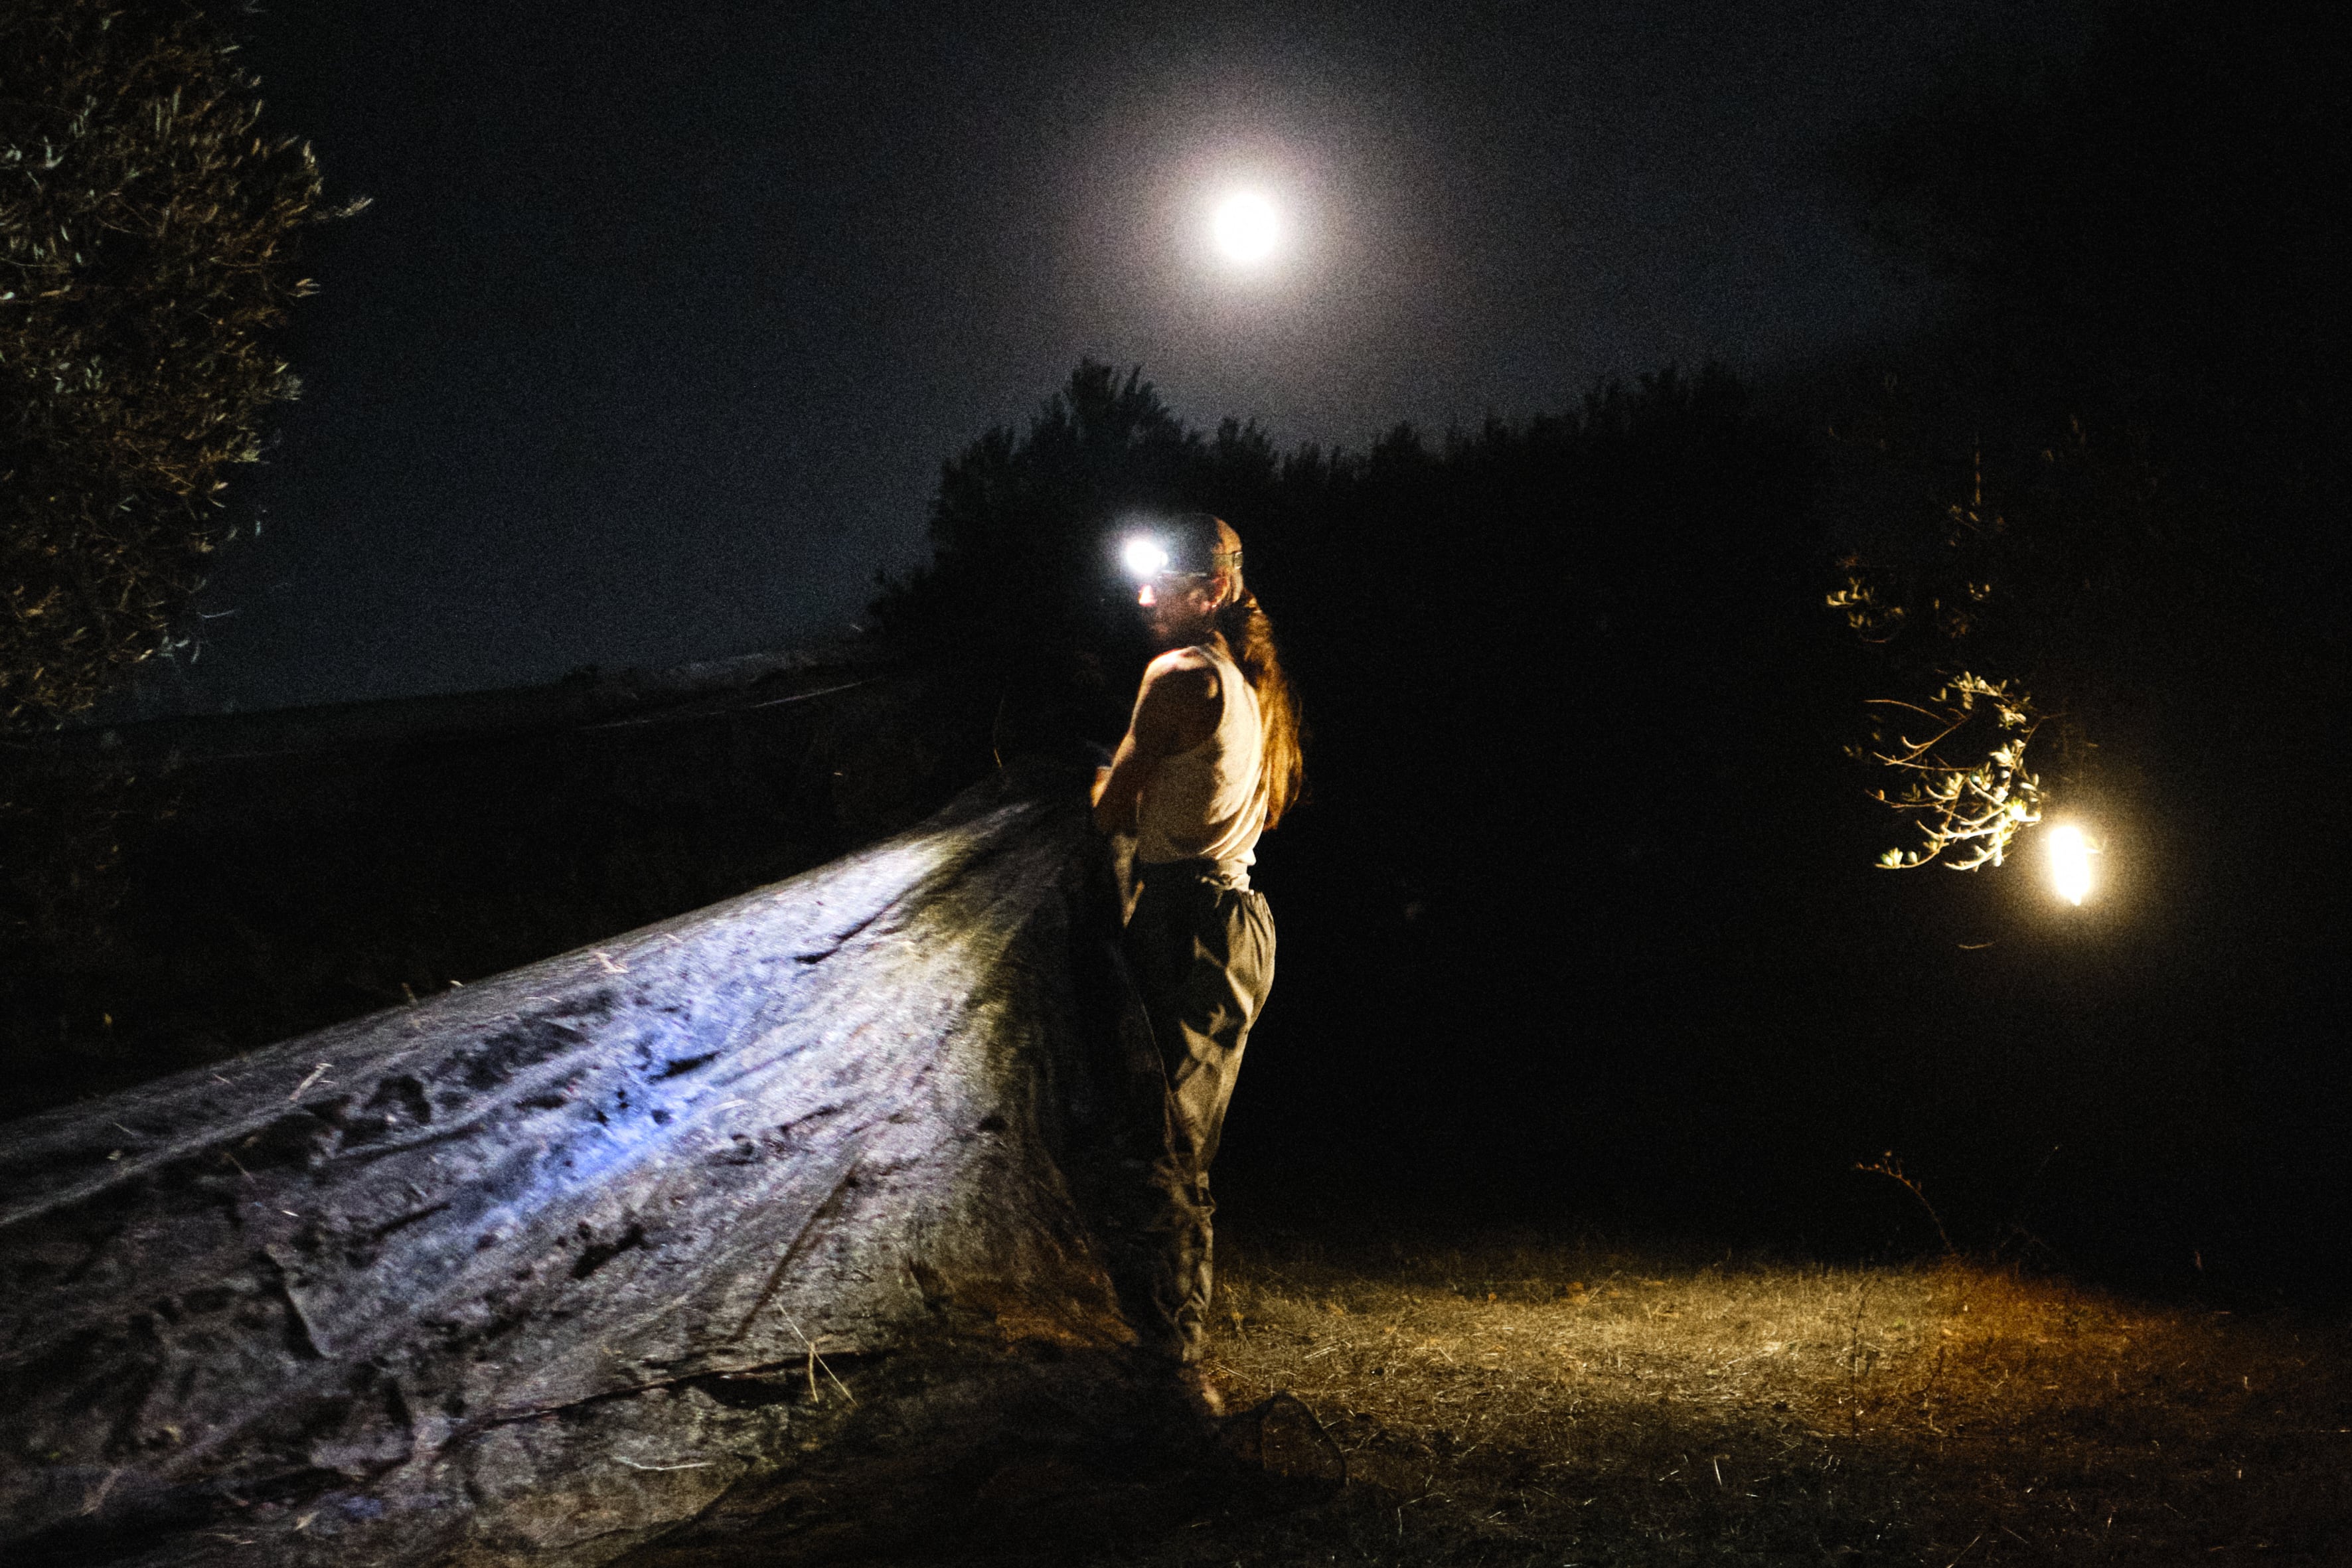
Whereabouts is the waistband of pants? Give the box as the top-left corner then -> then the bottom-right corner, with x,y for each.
1135,856 -> 1253,892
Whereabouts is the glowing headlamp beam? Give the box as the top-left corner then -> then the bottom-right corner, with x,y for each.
1121,537 -> 1169,579
2048,824 -> 2096,905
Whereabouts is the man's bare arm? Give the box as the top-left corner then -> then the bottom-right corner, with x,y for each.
1091,653 -> 1219,834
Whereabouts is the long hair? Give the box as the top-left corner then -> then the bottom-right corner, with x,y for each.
1214,585 -> 1305,830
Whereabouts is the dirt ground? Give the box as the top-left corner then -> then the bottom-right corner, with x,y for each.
1103,1220 -> 2352,1567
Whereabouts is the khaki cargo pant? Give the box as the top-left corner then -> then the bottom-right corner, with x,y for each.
1121,862 -> 1275,1363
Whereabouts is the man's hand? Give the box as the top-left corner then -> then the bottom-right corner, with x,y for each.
1092,649 -> 1221,835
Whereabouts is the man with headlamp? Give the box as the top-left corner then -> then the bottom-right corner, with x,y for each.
1091,513 -> 1304,1395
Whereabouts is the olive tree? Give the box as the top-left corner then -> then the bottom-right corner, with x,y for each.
1,0 -> 355,729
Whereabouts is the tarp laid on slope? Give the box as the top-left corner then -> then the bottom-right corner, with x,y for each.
0,756 -> 1194,1566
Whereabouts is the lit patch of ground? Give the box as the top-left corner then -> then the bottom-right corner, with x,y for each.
1109,1223 -> 2352,1565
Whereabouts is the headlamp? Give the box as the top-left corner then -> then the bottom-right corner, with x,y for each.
1121,536 -> 1170,579
1121,530 -> 1197,607
1113,514 -> 1241,607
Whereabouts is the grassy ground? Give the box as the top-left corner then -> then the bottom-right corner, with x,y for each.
1108,1219 -> 2352,1566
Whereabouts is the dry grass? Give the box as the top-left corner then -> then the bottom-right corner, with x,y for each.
1107,1221 -> 2352,1565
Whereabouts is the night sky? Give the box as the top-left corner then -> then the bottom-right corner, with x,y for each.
173,0 -> 2082,714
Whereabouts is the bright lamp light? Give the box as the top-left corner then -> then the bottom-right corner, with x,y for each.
2048,824 -> 2096,905
1121,536 -> 1169,578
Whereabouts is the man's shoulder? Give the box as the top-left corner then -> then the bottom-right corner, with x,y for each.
1139,649 -> 1221,715
1146,645 -> 1218,679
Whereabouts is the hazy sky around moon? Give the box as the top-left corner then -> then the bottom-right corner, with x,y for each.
158,0 -> 2084,714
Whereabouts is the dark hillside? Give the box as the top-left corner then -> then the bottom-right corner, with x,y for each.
1,646 -> 995,1117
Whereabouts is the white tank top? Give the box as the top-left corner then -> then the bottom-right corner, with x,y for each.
1135,641 -> 1265,881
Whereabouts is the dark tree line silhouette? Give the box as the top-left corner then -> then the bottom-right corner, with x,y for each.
876,357 -> 1811,854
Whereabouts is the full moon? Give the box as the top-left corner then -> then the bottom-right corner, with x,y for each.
1212,191 -> 1279,263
